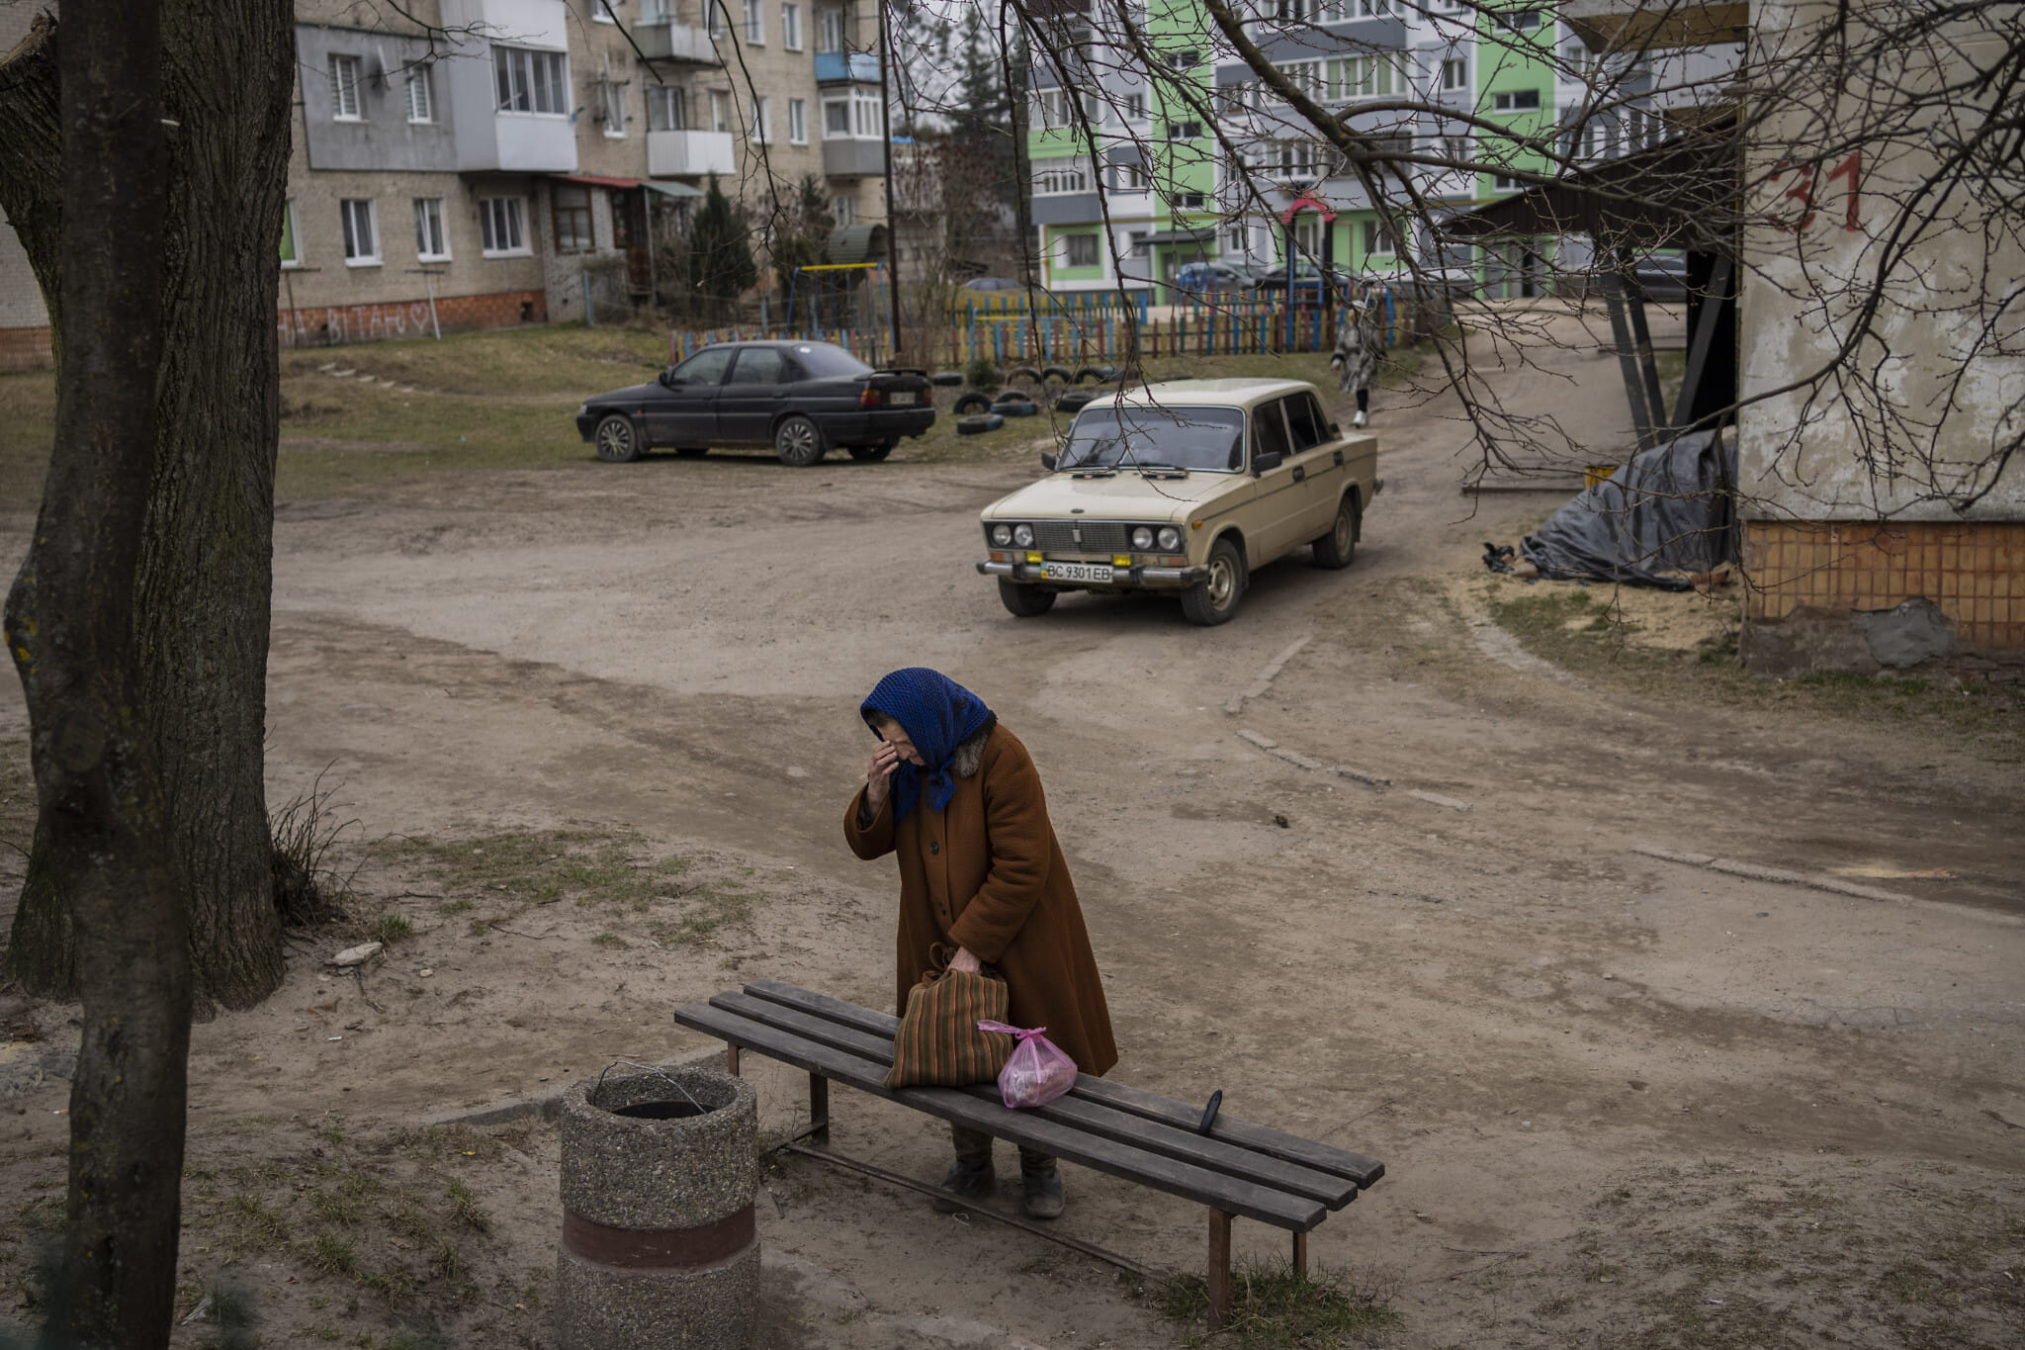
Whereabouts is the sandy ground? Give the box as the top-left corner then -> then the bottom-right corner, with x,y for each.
2,307 -> 2022,1349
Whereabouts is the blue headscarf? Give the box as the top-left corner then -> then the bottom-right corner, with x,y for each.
861,668 -> 996,824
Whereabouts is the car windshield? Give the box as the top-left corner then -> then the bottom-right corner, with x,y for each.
1059,406 -> 1246,473
791,343 -> 872,377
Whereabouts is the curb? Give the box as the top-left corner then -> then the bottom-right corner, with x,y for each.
1630,844 -> 1918,905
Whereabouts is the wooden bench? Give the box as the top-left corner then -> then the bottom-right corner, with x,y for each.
673,979 -> 1385,1328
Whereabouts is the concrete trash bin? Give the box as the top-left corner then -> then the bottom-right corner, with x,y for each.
557,1068 -> 760,1350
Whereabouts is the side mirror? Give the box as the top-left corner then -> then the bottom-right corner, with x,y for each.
658,370 -> 679,387
1040,452 -> 1058,471
1253,449 -> 1284,475
1328,422 -> 1342,438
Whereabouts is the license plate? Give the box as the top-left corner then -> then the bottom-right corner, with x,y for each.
1042,562 -> 1113,583
888,390 -> 916,405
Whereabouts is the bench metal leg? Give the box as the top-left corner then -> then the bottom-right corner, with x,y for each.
1207,1209 -> 1233,1331
808,1073 -> 830,1146
1292,1229 -> 1308,1279
725,1044 -> 741,1077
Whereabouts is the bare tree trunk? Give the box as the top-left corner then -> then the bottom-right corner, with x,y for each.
2,1 -> 192,1345
0,0 -> 295,1010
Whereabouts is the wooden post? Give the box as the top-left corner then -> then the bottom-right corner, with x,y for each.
725,1044 -> 741,1077
1207,1208 -> 1234,1331
808,1073 -> 830,1146
1292,1229 -> 1308,1278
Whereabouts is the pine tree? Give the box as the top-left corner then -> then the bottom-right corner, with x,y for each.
688,174 -> 757,320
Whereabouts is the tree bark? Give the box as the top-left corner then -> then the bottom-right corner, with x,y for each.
0,0 -> 295,1009
2,1 -> 191,1344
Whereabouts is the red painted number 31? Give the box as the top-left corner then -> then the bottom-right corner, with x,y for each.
1771,152 -> 1862,233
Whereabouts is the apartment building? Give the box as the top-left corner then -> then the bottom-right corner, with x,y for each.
1024,0 -> 1738,299
0,0 -> 891,365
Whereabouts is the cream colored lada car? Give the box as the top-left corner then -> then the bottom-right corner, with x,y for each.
975,379 -> 1378,625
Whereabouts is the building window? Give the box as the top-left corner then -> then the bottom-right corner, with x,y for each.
706,0 -> 726,38
1124,91 -> 1147,122
853,88 -> 880,137
329,54 -> 363,120
1358,0 -> 1391,14
600,81 -> 628,135
495,46 -> 568,114
711,90 -> 732,133
782,2 -> 802,49
1361,215 -> 1398,256
1167,48 -> 1200,69
1031,163 -> 1091,196
1494,89 -> 1541,111
832,194 -> 855,225
1177,191 -> 1206,208
340,199 -> 379,265
405,64 -> 434,122
752,94 -> 771,142
1508,9 -> 1541,30
647,84 -> 687,131
817,6 -> 844,52
823,98 -> 851,137
1167,120 -> 1202,140
480,197 -> 529,255
413,198 -> 450,261
553,185 -> 594,253
641,0 -> 672,18
1064,233 -> 1099,269
280,199 -> 302,267
1439,132 -> 1473,163
593,0 -> 618,21
1441,57 -> 1467,91
1107,160 -> 1149,193
1227,222 -> 1250,253
1492,172 -> 1525,190
788,96 -> 808,143
744,0 -> 765,42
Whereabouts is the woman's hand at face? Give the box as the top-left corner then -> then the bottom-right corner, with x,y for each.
865,740 -> 901,809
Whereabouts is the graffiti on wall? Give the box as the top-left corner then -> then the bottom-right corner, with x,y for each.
277,301 -> 438,347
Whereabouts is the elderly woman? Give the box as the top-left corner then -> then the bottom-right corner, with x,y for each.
844,667 -> 1116,1219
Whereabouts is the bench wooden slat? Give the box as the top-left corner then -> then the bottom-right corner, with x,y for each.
739,978 -> 1385,1189
673,1001 -> 1327,1231
710,991 -> 1359,1210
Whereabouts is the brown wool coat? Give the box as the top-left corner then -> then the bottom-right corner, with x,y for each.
844,724 -> 1118,1077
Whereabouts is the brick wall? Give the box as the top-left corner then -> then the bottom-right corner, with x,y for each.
0,326 -> 52,372
1744,520 -> 2025,650
278,289 -> 547,347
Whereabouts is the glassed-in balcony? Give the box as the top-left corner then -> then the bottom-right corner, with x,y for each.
638,20 -> 721,63
649,129 -> 736,177
822,138 -> 886,177
814,51 -> 881,84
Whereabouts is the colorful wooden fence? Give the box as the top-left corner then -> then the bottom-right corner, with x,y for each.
668,286 -> 1445,371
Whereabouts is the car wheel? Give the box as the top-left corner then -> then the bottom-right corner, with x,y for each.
773,414 -> 827,467
997,579 -> 1058,618
956,413 -> 1005,435
952,391 -> 994,416
1180,537 -> 1246,626
848,443 -> 894,462
1311,494 -> 1359,569
675,446 -> 710,458
593,414 -> 642,464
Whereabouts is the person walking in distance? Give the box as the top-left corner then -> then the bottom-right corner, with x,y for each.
1330,294 -> 1381,427
844,667 -> 1117,1220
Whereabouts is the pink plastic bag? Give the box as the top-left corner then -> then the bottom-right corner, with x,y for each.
976,1020 -> 1078,1109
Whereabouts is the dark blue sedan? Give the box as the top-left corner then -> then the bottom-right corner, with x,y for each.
576,340 -> 934,466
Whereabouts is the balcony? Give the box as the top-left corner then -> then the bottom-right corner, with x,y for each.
637,20 -> 721,63
649,129 -> 736,177
822,138 -> 886,177
814,51 -> 881,85
1560,0 -> 1747,51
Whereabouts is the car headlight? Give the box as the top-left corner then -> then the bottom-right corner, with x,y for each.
1130,526 -> 1155,551
1158,526 -> 1182,551
990,523 -> 1012,547
1013,524 -> 1035,548
577,403 -> 589,418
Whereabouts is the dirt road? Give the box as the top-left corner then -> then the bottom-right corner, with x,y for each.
2,309 -> 2020,1348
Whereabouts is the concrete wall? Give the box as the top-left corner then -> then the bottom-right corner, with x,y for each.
1737,0 -> 2024,658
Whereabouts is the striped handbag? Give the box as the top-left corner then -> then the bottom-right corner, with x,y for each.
884,958 -> 1015,1089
